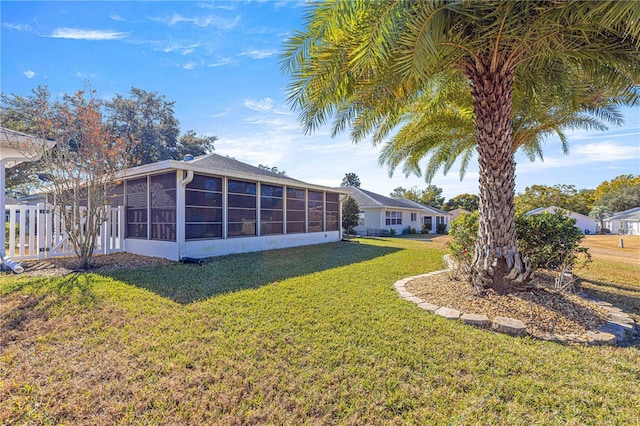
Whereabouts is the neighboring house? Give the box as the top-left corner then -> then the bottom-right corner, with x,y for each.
525,206 -> 596,235
341,186 -> 450,235
16,153 -> 346,261
603,207 -> 640,235
449,208 -> 471,222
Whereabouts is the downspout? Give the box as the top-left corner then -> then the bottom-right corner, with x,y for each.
1,159 -> 24,273
177,169 -> 194,261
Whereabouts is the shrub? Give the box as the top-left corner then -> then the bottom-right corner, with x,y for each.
436,223 -> 448,235
389,228 -> 397,237
402,226 -> 417,235
421,224 -> 431,234
447,212 -> 478,279
448,210 -> 591,290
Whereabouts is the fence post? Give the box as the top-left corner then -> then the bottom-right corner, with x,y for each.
37,203 -> 46,260
118,205 -> 125,252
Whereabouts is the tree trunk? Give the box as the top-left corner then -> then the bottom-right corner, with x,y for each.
464,57 -> 532,293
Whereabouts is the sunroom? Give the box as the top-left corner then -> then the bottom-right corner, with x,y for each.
110,153 -> 345,261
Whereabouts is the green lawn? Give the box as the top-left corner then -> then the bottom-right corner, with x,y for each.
1,238 -> 639,425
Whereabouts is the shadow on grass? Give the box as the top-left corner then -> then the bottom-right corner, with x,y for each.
101,241 -> 401,304
578,278 -> 640,318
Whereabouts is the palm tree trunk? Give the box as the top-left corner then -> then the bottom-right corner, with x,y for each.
465,57 -> 532,293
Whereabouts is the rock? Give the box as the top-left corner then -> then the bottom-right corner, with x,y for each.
599,323 -> 626,344
405,296 -> 424,304
586,331 -> 617,346
435,307 -> 461,320
461,313 -> 490,328
417,301 -> 439,312
492,316 -> 527,336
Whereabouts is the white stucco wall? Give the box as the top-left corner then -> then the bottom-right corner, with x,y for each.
125,239 -> 180,261
184,231 -> 341,259
571,214 -> 596,235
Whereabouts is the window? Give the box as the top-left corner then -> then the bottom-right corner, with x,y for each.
385,211 -> 402,226
126,177 -> 148,238
410,212 -> 417,222
261,184 -> 283,235
308,191 -> 324,232
325,192 -> 339,231
185,174 -> 222,240
150,172 -> 176,241
286,187 -> 305,234
228,179 -> 256,237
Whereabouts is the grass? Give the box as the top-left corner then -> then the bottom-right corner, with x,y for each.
1,237 -> 639,425
574,235 -> 640,324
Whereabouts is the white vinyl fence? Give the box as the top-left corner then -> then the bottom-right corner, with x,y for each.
4,203 -> 124,260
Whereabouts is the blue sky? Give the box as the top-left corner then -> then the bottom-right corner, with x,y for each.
2,1 -> 639,200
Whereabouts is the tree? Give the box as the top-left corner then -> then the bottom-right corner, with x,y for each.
341,196 -> 360,235
594,174 -> 640,202
1,86 -> 51,196
257,164 -> 287,176
390,185 -> 444,207
106,87 -> 180,167
283,1 -> 639,291
589,205 -> 612,232
421,185 -> 444,209
598,186 -> 640,212
8,87 -> 130,269
177,130 -> 216,159
443,194 -> 479,212
341,172 -> 361,187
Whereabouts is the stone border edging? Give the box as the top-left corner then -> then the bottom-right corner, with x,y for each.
394,268 -> 638,346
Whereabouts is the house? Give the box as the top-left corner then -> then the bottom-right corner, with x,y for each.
341,186 -> 450,235
525,206 -> 596,235
603,207 -> 640,235
10,153 -> 346,262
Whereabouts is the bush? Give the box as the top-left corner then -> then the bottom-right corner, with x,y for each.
402,226 -> 417,235
436,223 -> 448,235
421,224 -> 431,234
448,210 -> 591,290
514,210 -> 590,272
447,212 -> 478,278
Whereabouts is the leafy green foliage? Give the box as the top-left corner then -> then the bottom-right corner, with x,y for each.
515,210 -> 590,272
443,193 -> 479,212
341,196 -> 359,235
257,164 -> 287,175
598,185 -> 640,212
390,185 -> 444,208
450,210 -> 590,278
177,130 -> 216,159
340,172 -> 361,187
515,184 -> 594,215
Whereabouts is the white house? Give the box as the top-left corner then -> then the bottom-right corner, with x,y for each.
603,207 -> 640,235
7,153 -> 347,262
341,186 -> 450,235
525,206 -> 596,235
109,154 -> 348,261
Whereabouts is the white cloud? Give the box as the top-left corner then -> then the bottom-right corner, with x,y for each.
110,14 -> 126,22
154,13 -> 240,29
156,41 -> 202,55
572,141 -> 639,161
3,22 -> 32,32
245,97 -> 274,112
50,28 -> 127,40
23,70 -> 36,79
208,58 -> 231,67
182,61 -> 198,70
239,48 -> 277,59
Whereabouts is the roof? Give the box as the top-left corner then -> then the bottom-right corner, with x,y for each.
341,186 -> 450,215
119,153 -> 345,194
606,207 -> 640,222
525,206 -> 593,221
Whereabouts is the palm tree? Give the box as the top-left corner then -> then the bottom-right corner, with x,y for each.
282,1 -> 639,292
589,205 -> 613,233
